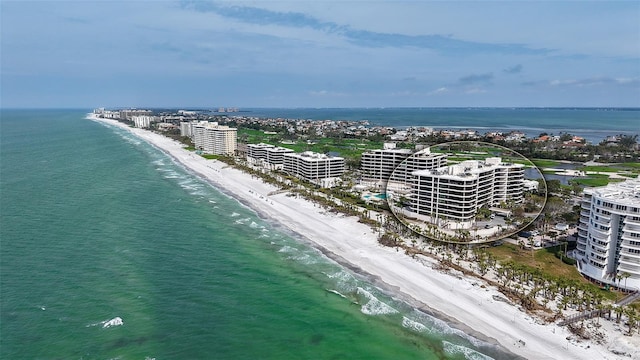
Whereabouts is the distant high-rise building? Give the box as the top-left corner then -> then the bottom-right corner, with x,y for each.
119,109 -> 152,120
192,122 -> 237,156
576,177 -> 640,291
132,115 -> 156,129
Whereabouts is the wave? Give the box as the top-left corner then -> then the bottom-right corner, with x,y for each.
234,217 -> 250,225
401,316 -> 429,333
326,289 -> 348,299
442,340 -> 494,360
357,287 -> 398,315
86,316 -> 124,329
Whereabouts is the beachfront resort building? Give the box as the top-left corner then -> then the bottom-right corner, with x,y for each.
361,145 -> 447,186
246,143 -> 295,170
190,122 -> 237,156
410,158 -> 525,225
575,177 -> 640,291
119,109 -> 153,120
132,115 -> 157,129
361,145 -> 413,182
283,151 -> 345,188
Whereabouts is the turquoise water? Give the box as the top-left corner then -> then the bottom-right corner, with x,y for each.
0,110 -> 510,359
363,193 -> 387,200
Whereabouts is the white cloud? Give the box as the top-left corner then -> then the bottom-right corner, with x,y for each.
427,87 -> 449,95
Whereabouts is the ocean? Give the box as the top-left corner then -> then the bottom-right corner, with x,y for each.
241,107 -> 640,144
1,109 -> 512,360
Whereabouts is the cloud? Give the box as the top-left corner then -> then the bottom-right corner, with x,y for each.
549,77 -> 640,87
180,1 -> 552,55
427,87 -> 449,95
458,73 -> 494,85
309,90 -> 348,97
464,88 -> 487,94
503,64 -> 523,74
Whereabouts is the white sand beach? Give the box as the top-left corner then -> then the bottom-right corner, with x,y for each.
88,114 -> 636,360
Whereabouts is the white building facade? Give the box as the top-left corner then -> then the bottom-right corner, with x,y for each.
362,146 -> 448,186
283,151 -> 345,187
246,143 -> 294,170
575,177 -> 640,291
132,115 -> 156,129
361,147 -> 413,182
192,122 -> 237,156
410,158 -> 525,224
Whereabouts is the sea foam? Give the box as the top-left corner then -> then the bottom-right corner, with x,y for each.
442,340 -> 494,360
87,316 -> 124,329
357,287 -> 398,315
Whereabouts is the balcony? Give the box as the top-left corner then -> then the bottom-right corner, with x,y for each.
623,224 -> 640,234
618,257 -> 640,267
592,217 -> 611,227
590,227 -> 611,239
589,255 -> 607,266
621,239 -> 640,250
620,251 -> 640,260
616,264 -> 640,275
625,217 -> 640,226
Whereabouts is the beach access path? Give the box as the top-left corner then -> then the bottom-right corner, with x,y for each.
89,115 -> 632,360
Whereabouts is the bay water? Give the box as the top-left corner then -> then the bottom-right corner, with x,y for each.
243,107 -> 640,144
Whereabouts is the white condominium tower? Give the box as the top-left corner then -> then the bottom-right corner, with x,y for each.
283,151 -> 345,188
246,143 -> 295,170
576,177 -> 640,291
361,146 -> 447,184
192,122 -> 237,156
410,157 -> 525,223
361,146 -> 413,182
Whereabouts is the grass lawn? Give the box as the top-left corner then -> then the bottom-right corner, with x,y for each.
580,165 -> 619,172
571,174 -> 618,187
531,159 -> 561,168
486,243 -> 582,281
617,162 -> 640,169
486,243 -> 620,300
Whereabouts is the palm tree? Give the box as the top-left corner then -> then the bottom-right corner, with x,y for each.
620,272 -> 631,291
624,307 -> 637,335
614,305 -> 625,324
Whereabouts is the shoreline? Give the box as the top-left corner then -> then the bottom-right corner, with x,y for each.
86,114 -> 632,360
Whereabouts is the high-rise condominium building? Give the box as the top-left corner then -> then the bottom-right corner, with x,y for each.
410,157 -> 525,223
192,122 -> 237,156
247,143 -> 295,169
361,146 -> 447,185
283,151 -> 345,188
576,177 -> 640,291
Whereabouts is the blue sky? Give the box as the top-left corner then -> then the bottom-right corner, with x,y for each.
2,1 -> 639,108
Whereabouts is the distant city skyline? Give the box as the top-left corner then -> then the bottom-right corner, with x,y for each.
2,1 -> 639,108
